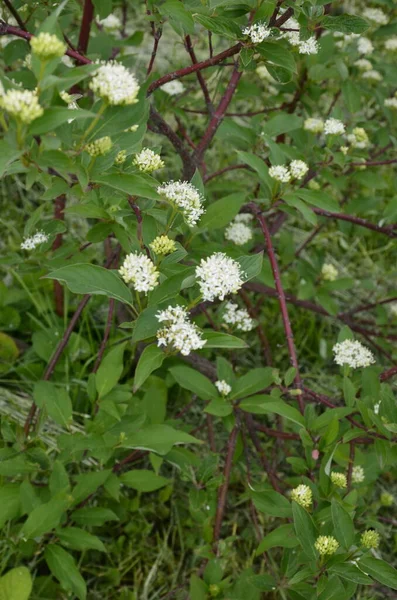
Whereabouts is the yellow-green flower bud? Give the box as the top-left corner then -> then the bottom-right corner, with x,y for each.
209,584 -> 221,597
0,89 -> 43,124
361,529 -> 380,549
85,136 -> 112,157
30,32 -> 66,60
133,148 -> 164,173
331,472 -> 347,489
149,235 -> 176,256
380,492 -> 394,507
115,150 -> 127,165
291,484 -> 312,508
315,535 -> 339,556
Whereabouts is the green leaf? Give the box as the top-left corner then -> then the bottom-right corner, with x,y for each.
71,507 -> 119,527
257,42 -> 296,72
329,563 -> 372,585
241,397 -> 305,426
29,108 -> 97,135
160,1 -> 195,34
21,492 -> 71,539
0,141 -> 21,178
72,470 -> 112,505
252,490 -> 292,518
295,189 -> 340,213
33,381 -> 73,428
45,545 -> 86,600
189,574 -> 207,600
193,14 -> 241,39
120,469 -> 169,492
322,15 -> 369,34
237,151 -> 272,191
283,194 -> 318,226
96,343 -> 126,398
170,365 -> 218,400
358,557 -> 397,590
200,193 -> 246,230
121,424 -> 203,455
230,367 -> 274,400
292,501 -> 317,560
57,528 -> 106,552
0,567 -> 32,600
205,399 -> 233,417
255,524 -> 298,555
0,485 -> 21,528
93,174 -> 160,200
133,344 -> 165,391
45,264 -> 133,305
248,574 -> 276,591
331,500 -> 355,550
131,307 -> 159,342
262,113 -> 302,137
202,330 -> 248,348
238,252 -> 264,282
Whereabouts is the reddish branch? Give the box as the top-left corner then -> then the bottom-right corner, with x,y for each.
213,425 -> 238,546
312,207 -> 397,238
245,414 -> 283,493
2,0 -> 26,30
184,35 -> 213,113
127,196 -> 150,257
92,299 -> 115,373
347,441 -> 355,490
146,26 -> 162,76
251,205 -> 304,414
204,164 -> 252,183
78,0 -> 94,54
52,194 -> 66,317
239,289 -> 273,366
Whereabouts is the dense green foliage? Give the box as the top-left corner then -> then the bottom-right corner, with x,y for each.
0,0 -> 397,598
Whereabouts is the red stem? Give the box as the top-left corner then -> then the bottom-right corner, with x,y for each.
78,0 -> 94,54
52,194 -> 66,317
184,35 -> 213,113
146,26 -> 162,76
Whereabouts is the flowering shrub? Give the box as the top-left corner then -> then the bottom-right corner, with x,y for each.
0,1 -> 397,599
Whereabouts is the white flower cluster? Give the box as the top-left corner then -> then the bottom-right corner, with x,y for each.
157,181 -> 205,227
161,80 -> 185,95
324,118 -> 345,136
156,305 -> 206,356
196,253 -> 244,302
362,8 -> 388,26
225,214 -> 253,246
0,89 -> 43,124
119,253 -> 159,294
282,17 -> 318,54
346,127 -> 369,149
269,160 -> 309,182
30,32 -> 66,60
98,13 -> 122,32
357,37 -> 374,55
243,22 -> 271,44
385,37 -> 397,52
85,136 -> 112,157
321,263 -> 338,281
223,302 -> 255,332
384,95 -> 397,110
215,380 -> 232,396
361,69 -> 382,82
133,148 -> 164,173
352,465 -> 365,484
298,37 -> 319,55
21,231 -> 48,251
90,62 -> 140,105
333,339 -> 375,369
304,117 -> 324,133
354,58 -> 372,71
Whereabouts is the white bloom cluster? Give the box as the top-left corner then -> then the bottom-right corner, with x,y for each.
156,305 -> 206,356
196,253 -> 244,302
215,380 -> 232,396
361,69 -> 382,82
291,484 -> 313,508
157,181 -> 205,227
282,18 -> 318,54
304,117 -> 324,133
90,62 -> 140,105
161,80 -> 185,95
324,118 -> 345,136
243,22 -> 271,44
354,58 -> 372,71
0,89 -> 43,124
119,252 -> 160,294
357,37 -> 374,55
321,263 -> 338,281
384,96 -> 397,110
269,161 -> 308,182
333,339 -> 375,369
133,148 -> 164,173
234,213 -> 254,224
223,301 -> 255,332
385,37 -> 397,52
290,160 -> 309,179
21,231 -> 48,251
225,214 -> 253,246
346,127 -> 369,149
98,14 -> 122,32
298,37 -> 319,55
352,465 -> 365,484
362,8 -> 388,26
30,32 -> 66,60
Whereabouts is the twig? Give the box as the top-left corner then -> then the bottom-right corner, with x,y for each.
2,0 -> 26,29
184,35 -> 213,114
52,194 -> 66,317
213,425 -> 238,546
92,299 -> 115,373
147,26 -> 162,76
204,164 -> 252,183
347,441 -> 355,490
78,0 -> 94,53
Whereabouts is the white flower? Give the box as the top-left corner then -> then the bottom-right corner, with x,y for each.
291,484 -> 312,508
161,80 -> 185,95
354,58 -> 372,71
133,148 -> 164,173
30,32 -> 66,60
361,69 -> 382,82
385,37 -> 397,52
362,8 -> 388,26
243,22 -> 271,44
195,253 -> 244,302
346,127 -> 369,149
324,118 -> 345,136
352,465 -> 365,484
98,14 -> 122,32
357,37 -> 374,55
215,380 -> 232,396
234,213 -> 254,224
223,302 -> 255,332
340,145 -> 349,155
384,97 -> 397,110
225,221 -> 253,246
290,160 -> 309,180
156,305 -> 206,356
304,118 -> 324,133
61,55 -> 74,68
90,62 -> 140,105
269,165 -> 291,183
119,253 -> 160,294
333,339 -> 375,369
284,31 -> 301,46
321,263 -> 338,281
298,37 -> 319,55
390,303 -> 397,317
0,89 -> 43,124
374,402 -> 381,415
157,181 -> 205,227
21,231 -> 48,251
